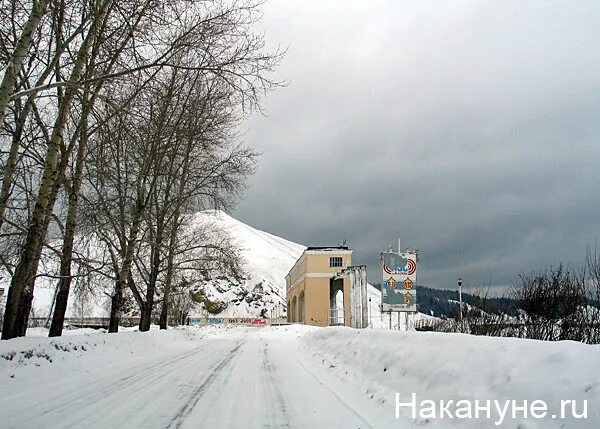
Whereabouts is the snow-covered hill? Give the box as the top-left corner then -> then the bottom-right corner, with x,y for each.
185,211 -> 306,318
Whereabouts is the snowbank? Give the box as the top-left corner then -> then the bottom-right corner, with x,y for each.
0,325 -> 228,388
302,328 -> 600,427
25,326 -> 105,337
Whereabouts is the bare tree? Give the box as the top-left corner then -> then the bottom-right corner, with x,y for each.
0,0 -> 50,127
2,0 -> 122,339
2,0 -> 281,339
84,65 -> 256,332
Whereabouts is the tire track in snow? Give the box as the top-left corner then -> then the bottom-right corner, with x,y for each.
166,339 -> 245,429
4,341 -> 215,428
293,355 -> 374,429
260,341 -> 291,428
65,339 -> 239,428
68,346 -> 218,427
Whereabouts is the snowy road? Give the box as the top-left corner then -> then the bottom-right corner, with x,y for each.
0,327 -> 390,429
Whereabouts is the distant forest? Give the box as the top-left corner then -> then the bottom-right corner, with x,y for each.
371,284 -> 521,318
414,286 -> 521,318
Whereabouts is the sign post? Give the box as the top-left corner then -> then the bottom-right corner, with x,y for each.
381,245 -> 419,330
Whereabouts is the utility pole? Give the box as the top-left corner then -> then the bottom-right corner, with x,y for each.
457,277 -> 463,332
397,238 -> 401,331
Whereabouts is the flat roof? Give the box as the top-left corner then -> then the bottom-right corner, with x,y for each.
306,246 -> 350,251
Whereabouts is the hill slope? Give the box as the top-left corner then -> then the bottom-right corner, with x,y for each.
186,211 -> 306,318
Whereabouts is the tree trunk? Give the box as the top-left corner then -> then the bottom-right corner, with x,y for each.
108,278 -> 125,332
139,257 -> 158,332
0,0 -> 49,126
2,1 -> 112,340
159,261 -> 173,329
0,100 -> 32,233
108,202 -> 144,333
159,221 -> 179,330
139,216 -> 163,332
49,277 -> 71,337
49,97 -> 90,337
139,302 -> 151,332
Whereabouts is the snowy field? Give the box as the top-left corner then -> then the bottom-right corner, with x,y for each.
0,325 -> 598,428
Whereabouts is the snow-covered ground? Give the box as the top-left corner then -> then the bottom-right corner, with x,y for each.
1,325 -> 598,428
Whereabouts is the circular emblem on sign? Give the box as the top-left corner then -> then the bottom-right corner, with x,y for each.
407,259 -> 417,275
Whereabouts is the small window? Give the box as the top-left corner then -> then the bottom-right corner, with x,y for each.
330,256 -> 343,267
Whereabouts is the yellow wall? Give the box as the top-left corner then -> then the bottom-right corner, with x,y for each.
305,253 -> 351,273
305,277 -> 330,326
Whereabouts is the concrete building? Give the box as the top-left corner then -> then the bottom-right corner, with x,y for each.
285,246 -> 368,328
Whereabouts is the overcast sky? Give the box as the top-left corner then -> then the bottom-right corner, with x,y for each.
232,0 -> 600,291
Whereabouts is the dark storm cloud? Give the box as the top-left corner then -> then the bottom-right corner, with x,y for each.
232,0 -> 600,290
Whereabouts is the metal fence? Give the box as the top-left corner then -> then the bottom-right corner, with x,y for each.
329,308 -> 344,326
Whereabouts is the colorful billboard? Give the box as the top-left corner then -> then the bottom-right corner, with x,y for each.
188,318 -> 269,325
381,251 -> 418,312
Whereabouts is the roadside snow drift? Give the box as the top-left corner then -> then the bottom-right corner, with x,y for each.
302,328 -> 600,428
0,327 -> 224,386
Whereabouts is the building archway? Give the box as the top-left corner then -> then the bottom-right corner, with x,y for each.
299,291 -> 305,323
329,279 -> 344,326
291,296 -> 297,323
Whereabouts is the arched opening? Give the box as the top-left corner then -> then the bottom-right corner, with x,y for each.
287,300 -> 291,322
299,291 -> 305,323
291,296 -> 297,323
329,279 -> 345,326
